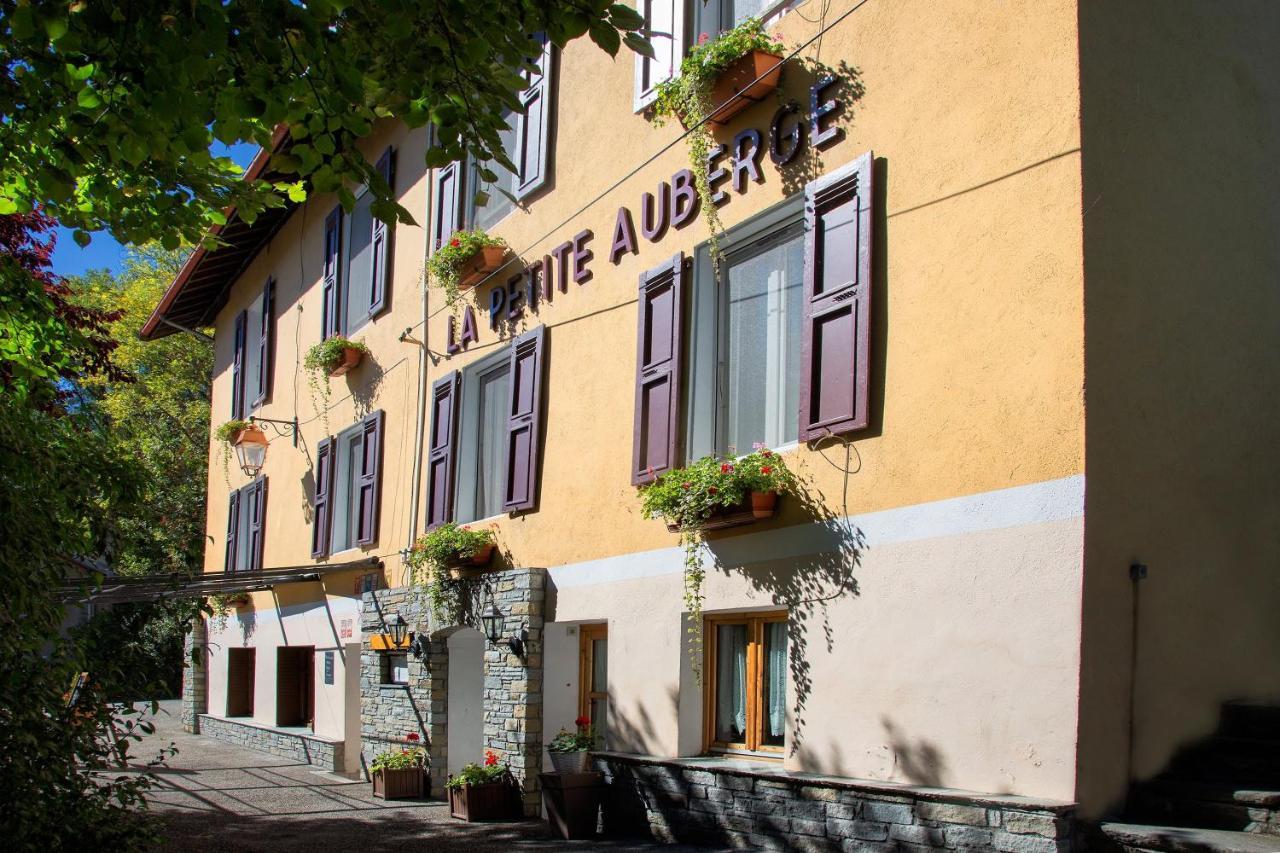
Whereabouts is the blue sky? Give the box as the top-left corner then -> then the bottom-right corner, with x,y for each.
51,141 -> 261,277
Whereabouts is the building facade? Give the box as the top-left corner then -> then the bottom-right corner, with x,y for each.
145,0 -> 1280,847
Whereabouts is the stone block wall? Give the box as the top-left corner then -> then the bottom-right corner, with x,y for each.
180,619 -> 208,734
359,586 -> 430,779
197,714 -> 343,772
593,753 -> 1079,852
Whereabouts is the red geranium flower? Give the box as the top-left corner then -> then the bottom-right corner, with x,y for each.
575,715 -> 590,727
762,450 -> 773,457
698,32 -> 709,44
681,482 -> 691,490
761,466 -> 772,475
484,749 -> 499,767
707,486 -> 718,495
450,238 -> 461,248
720,463 -> 733,473
406,732 -> 420,742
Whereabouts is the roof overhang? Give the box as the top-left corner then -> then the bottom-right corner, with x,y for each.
139,125 -> 296,341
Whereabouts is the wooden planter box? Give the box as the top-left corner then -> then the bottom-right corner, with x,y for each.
328,346 -> 363,377
457,246 -> 508,290
445,543 -> 496,580
540,771 -> 603,840
666,491 -> 780,533
705,49 -> 784,128
448,779 -> 518,821
372,766 -> 425,800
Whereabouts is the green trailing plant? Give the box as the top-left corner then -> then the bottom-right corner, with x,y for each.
214,419 -> 250,483
303,337 -> 370,432
426,230 -> 508,309
639,446 -> 796,680
445,749 -> 509,789
369,734 -> 426,773
406,523 -> 495,627
650,18 -> 785,267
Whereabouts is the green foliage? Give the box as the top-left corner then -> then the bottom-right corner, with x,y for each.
215,419 -> 251,444
547,717 -> 596,752
303,337 -> 369,430
407,523 -> 494,626
425,229 -> 508,308
444,749 -> 508,789
0,0 -> 653,250
639,447 -> 796,680
650,18 -> 785,267
369,741 -> 425,773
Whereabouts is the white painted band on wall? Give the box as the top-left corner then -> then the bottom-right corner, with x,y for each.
548,474 -> 1085,589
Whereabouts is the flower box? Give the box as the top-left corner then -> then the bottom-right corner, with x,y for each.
665,490 -> 780,533
228,594 -> 252,608
372,766 -> 425,800
457,246 -> 508,291
448,779 -> 518,821
704,49 -> 784,128
445,543 -> 497,580
328,345 -> 364,377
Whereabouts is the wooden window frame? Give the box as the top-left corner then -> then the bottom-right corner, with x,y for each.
703,610 -> 787,757
578,623 -> 608,724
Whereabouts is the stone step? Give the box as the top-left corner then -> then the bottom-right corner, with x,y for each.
1221,703 -> 1280,743
1129,783 -> 1280,836
1100,822 -> 1280,853
1171,738 -> 1280,787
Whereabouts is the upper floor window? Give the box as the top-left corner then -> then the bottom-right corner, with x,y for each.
312,411 -> 385,559
225,478 -> 267,573
322,148 -> 395,340
425,326 -> 548,528
230,277 -> 275,418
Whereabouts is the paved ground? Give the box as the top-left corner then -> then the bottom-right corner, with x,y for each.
134,700 -> 726,852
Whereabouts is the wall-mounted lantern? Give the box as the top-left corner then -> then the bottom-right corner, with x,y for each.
481,602 -> 525,658
388,612 -> 409,648
233,425 -> 269,477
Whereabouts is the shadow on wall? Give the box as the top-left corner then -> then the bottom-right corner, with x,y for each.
882,717 -> 949,788
774,59 -> 865,201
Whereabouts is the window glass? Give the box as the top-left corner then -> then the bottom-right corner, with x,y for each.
579,625 -> 609,750
762,620 -> 786,746
329,426 -> 364,553
243,298 -> 262,410
469,110 -> 518,231
708,614 -> 787,753
722,226 -> 804,453
384,653 -> 408,685
456,360 -> 511,523
714,622 -> 749,744
344,190 -> 375,335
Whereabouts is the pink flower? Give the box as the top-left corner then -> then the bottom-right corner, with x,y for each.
681,482 -> 691,490
752,442 -> 766,450
698,32 -> 709,44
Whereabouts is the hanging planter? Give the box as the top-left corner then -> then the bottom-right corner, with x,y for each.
446,543 -> 497,580
427,230 -> 509,309
327,346 -> 364,377
214,419 -> 252,483
406,523 -> 498,625
303,337 -> 371,433
639,446 -> 797,682
702,48 -> 784,128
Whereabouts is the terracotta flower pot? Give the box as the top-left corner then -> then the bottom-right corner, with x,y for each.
750,490 -> 779,519
328,346 -> 363,377
229,594 -> 252,608
457,245 -> 508,291
231,425 -> 266,447
446,543 -> 496,579
704,49 -> 785,128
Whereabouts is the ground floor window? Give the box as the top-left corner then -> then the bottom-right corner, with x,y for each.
578,623 -> 608,747
705,611 -> 787,755
382,652 -> 409,686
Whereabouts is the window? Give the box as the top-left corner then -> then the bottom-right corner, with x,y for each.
688,196 -> 804,460
705,611 -> 787,754
382,652 -> 409,686
425,326 -> 548,527
311,411 -> 384,558
468,110 -> 519,233
321,148 -> 395,339
578,624 -> 609,748
225,478 -> 267,573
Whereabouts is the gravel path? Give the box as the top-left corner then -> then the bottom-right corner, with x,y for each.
134,700 -> 728,852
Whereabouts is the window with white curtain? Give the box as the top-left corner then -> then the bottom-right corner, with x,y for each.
454,348 -> 513,523
707,612 -> 787,754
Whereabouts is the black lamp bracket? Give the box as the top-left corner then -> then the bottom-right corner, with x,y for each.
249,415 -> 299,447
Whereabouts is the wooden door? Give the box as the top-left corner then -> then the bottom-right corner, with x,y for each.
227,648 -> 255,718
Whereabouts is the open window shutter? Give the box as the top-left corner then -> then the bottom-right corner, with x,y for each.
311,437 -> 333,558
254,278 -> 274,407
369,148 -> 395,316
634,0 -> 685,112
322,207 -> 342,339
425,372 -> 461,528
247,478 -> 267,572
231,310 -> 247,419
225,490 -> 241,572
514,35 -> 554,200
355,410 -> 384,545
430,162 -> 464,252
502,325 -> 547,512
631,253 -> 686,485
799,151 -> 874,441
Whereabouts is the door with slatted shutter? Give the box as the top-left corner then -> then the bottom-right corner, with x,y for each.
634,0 -> 685,112
225,490 -> 241,572
246,478 -> 267,572
515,35 -> 554,199
254,278 -> 274,407
799,151 -> 874,440
425,373 -> 461,528
322,207 -> 342,339
631,252 -> 686,485
311,437 -> 333,558
231,310 -> 247,419
355,410 -> 383,545
430,162 -> 464,252
502,326 -> 547,512
369,148 -> 395,315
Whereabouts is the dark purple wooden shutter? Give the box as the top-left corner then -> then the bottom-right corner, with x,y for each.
247,478 -> 267,572
631,252 -> 686,485
425,372 -> 460,528
799,151 -> 874,441
514,35 -> 554,200
311,437 -> 333,558
231,310 -> 247,419
355,410 -> 384,545
430,161 -> 464,252
253,278 -> 274,407
225,490 -> 241,572
322,206 -> 342,339
502,325 -> 547,513
369,148 -> 395,316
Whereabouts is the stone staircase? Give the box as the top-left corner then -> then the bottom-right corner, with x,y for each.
1101,701 -> 1280,852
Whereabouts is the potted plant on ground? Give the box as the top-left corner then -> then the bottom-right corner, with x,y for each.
639,445 -> 797,679
427,230 -> 509,308
651,18 -> 786,265
407,523 -> 497,627
370,733 -> 427,800
547,716 -> 596,773
303,337 -> 370,431
446,749 -> 518,821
